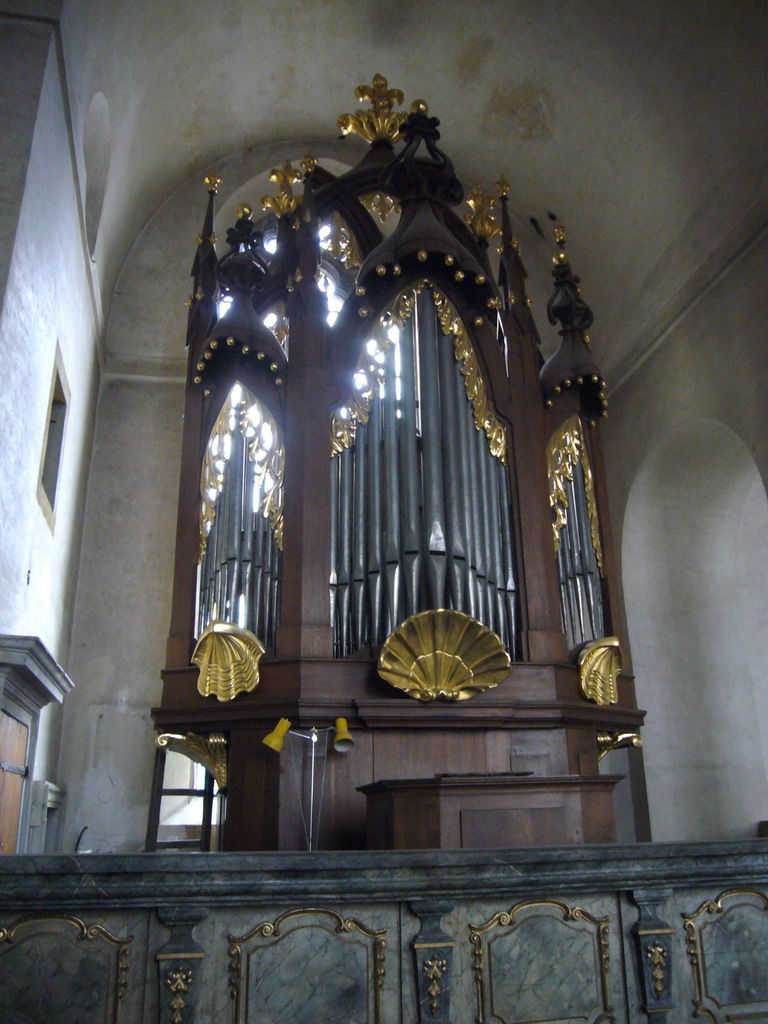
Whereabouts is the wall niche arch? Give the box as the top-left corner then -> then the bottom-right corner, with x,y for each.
622,416 -> 768,841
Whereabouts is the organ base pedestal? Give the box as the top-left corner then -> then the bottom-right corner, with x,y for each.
358,774 -> 622,849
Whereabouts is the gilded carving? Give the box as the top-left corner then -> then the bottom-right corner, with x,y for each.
546,414 -> 603,570
361,192 -> 400,223
469,898 -> 613,1024
645,942 -> 666,998
378,609 -> 511,701
464,186 -> 501,242
331,284 -> 507,463
0,915 -> 131,1023
199,385 -> 285,558
330,409 -> 357,457
229,907 -> 386,1024
243,400 -> 286,550
322,209 -> 363,269
423,956 -> 448,1015
388,283 -> 507,464
165,966 -> 193,1024
578,636 -> 622,706
156,731 -> 228,789
330,321 -> 391,457
338,74 -> 408,144
191,621 -> 265,702
452,316 -> 507,463
261,161 -> 303,218
597,731 -> 642,761
683,888 -> 768,1022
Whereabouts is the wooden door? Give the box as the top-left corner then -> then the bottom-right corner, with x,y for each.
0,711 -> 28,855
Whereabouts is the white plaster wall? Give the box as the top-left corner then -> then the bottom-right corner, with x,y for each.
604,232 -> 768,841
0,17 -> 52,304
0,33 -> 100,783
60,378 -> 183,853
623,420 -> 768,839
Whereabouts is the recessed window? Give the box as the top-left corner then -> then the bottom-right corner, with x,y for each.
37,358 -> 69,527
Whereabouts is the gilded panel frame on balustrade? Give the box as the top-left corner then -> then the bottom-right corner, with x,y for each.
228,907 -> 386,1024
469,897 -> 614,1024
683,887 -> 768,1022
0,914 -> 131,1024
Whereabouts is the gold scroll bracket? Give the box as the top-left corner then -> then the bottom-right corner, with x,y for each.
597,731 -> 642,762
156,731 -> 228,790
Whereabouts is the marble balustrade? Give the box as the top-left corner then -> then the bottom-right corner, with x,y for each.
1,840 -> 768,1023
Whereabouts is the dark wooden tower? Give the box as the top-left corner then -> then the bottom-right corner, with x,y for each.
148,77 -> 645,852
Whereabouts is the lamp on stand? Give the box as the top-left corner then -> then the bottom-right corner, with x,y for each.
263,718 -> 354,850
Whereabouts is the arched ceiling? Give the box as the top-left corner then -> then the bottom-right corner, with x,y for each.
59,0 -> 767,383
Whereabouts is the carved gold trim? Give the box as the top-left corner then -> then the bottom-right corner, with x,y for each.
191,621 -> 265,703
423,955 -> 448,1014
387,282 -> 507,464
199,397 -> 235,558
338,74 -> 407,144
229,907 -> 386,1024
464,186 -> 501,242
378,609 -> 510,702
331,284 -> 507,463
597,730 -> 641,761
361,192 -> 400,223
156,731 -> 228,789
330,319 -> 392,457
261,161 -> 302,218
469,898 -> 613,1024
684,888 -> 768,1023
322,209 -> 363,269
645,941 -> 666,999
579,636 -> 622,705
165,965 -> 193,1024
199,386 -> 285,558
546,414 -> 603,571
243,401 -> 286,550
0,915 -> 131,1022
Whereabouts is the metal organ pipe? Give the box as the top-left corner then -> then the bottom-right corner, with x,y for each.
436,305 -> 467,612
382,346 -> 403,635
366,396 -> 384,646
196,389 -> 282,654
555,459 -> 604,651
416,292 -> 448,606
397,315 -> 422,617
331,290 -> 518,657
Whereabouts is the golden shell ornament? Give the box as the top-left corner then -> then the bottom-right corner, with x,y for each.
578,636 -> 622,705
377,609 -> 511,701
192,621 -> 265,702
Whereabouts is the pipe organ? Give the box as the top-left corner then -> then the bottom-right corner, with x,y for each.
150,76 -> 646,852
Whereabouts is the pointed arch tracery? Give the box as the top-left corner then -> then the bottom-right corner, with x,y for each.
197,383 -> 284,651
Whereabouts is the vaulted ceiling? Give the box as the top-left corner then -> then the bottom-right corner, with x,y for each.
59,0 -> 767,385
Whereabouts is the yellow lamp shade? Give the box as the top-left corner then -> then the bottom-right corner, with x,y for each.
263,717 -> 292,753
333,718 -> 354,753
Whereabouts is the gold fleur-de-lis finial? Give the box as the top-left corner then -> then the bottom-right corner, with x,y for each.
204,171 -> 223,194
552,220 -> 568,264
261,161 -> 303,218
358,73 -> 403,112
495,175 -> 510,199
300,154 -> 317,176
464,186 -> 501,242
236,204 -> 253,220
338,74 -> 408,144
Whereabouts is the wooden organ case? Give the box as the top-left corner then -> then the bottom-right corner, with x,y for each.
149,77 -> 646,852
